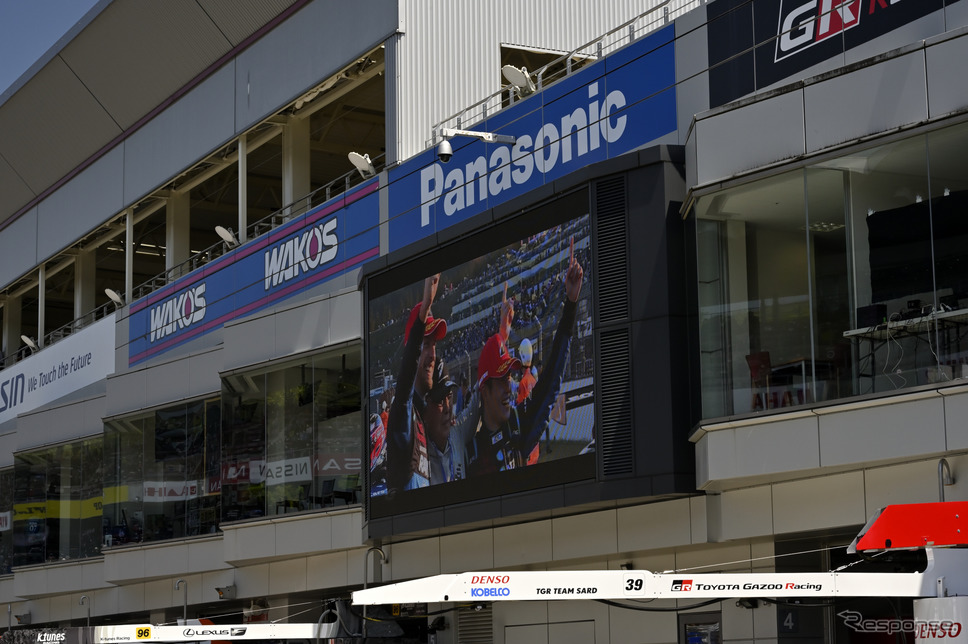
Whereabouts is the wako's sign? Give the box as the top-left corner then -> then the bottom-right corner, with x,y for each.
708,0 -> 957,107
127,182 -> 380,365
386,24 -> 677,252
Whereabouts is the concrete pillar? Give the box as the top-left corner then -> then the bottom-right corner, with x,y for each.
2,295 -> 21,363
166,190 -> 191,272
38,265 -> 46,348
282,118 -> 311,216
74,248 -> 96,319
238,134 -> 248,243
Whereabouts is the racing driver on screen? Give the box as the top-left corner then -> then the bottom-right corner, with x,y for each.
466,239 -> 584,476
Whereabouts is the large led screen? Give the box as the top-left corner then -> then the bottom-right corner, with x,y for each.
367,213 -> 595,516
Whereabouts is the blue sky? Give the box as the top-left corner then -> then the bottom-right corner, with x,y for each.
0,0 -> 100,95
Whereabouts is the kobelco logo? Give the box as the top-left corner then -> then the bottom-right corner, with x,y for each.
776,0 -> 864,62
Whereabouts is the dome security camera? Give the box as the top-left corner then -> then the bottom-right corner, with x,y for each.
437,139 -> 453,163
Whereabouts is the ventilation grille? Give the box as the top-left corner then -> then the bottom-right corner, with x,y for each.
599,327 -> 634,477
458,604 -> 494,643
595,176 -> 629,324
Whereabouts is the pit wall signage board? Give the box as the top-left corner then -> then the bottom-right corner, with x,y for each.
0,318 -> 113,425
127,181 -> 380,366
385,24 -> 677,253
707,0 -> 961,107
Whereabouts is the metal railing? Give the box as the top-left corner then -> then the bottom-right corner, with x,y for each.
0,156 -> 385,368
429,0 -> 701,144
131,153 -> 385,301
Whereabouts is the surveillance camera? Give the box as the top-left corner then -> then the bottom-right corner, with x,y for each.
437,139 -> 453,163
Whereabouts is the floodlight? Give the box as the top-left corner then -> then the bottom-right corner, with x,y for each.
215,584 -> 237,600
348,151 -> 376,178
105,288 -> 124,307
215,225 -> 240,248
20,335 -> 37,351
502,65 -> 536,95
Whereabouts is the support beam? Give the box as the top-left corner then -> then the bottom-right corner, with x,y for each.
238,133 -> 248,243
166,190 -> 190,272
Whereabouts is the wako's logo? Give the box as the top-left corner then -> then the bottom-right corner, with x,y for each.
149,283 -> 207,342
420,81 -> 627,225
671,579 -> 693,591
776,0 -> 867,62
263,217 -> 339,290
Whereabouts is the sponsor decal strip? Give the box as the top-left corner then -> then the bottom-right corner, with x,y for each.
130,179 -> 378,315
129,246 -> 378,364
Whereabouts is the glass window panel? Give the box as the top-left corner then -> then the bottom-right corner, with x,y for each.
104,417 -> 145,544
927,122 -> 968,381
695,169 -> 810,415
0,469 -> 12,573
314,350 -> 362,507
265,361 -> 314,515
839,136 -> 932,393
221,373 -> 267,521
805,166 -> 852,403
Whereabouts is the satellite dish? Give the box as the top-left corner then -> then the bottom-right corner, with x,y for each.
502,65 -> 536,95
215,225 -> 240,248
348,151 -> 376,178
104,288 -> 124,307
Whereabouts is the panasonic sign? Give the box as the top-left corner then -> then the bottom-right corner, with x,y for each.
419,83 -> 627,226
386,23 -> 677,252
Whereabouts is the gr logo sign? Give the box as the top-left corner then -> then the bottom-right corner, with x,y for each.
776,0 -> 862,62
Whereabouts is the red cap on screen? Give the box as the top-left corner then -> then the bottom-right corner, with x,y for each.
403,302 -> 447,346
476,333 -> 522,390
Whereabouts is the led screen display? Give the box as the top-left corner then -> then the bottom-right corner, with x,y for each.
367,212 -> 596,515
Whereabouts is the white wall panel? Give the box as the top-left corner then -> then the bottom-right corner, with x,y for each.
772,472 -> 865,534
388,538 -> 440,580
122,65 -> 236,206
552,510 -> 617,560
711,486 -> 774,542
926,31 -> 968,118
0,206 -> 38,289
37,140 -> 124,262
234,0 -> 399,132
804,51 -> 928,154
846,12 -> 946,66
695,89 -> 805,186
393,0 -> 696,163
947,2 -> 968,30
818,395 -> 946,466
943,387 -> 968,450
494,519 -> 553,566
865,460 -> 947,510
441,530 -> 494,573
616,498 -> 692,551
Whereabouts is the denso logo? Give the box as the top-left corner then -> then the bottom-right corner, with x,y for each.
263,217 -> 338,290
149,283 -> 206,342
471,575 -> 510,584
420,82 -> 627,226
775,0 -> 875,62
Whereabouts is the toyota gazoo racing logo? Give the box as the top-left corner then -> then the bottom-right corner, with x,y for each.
775,0 -> 863,62
671,579 -> 693,591
470,574 -> 512,598
182,627 -> 247,637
